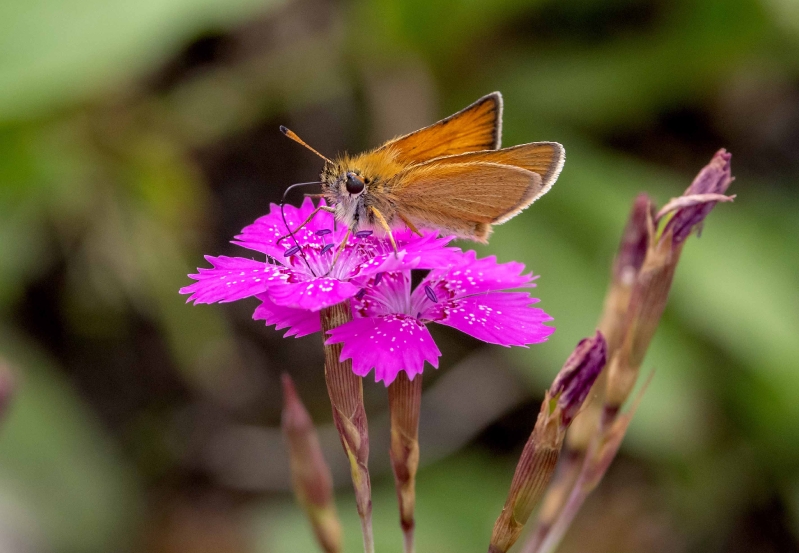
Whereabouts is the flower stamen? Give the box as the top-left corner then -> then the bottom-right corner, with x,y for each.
424,285 -> 438,303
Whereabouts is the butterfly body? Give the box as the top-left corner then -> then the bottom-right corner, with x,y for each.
291,92 -> 565,243
320,147 -> 405,235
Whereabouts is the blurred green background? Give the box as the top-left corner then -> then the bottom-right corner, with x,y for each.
1,0 -> 798,551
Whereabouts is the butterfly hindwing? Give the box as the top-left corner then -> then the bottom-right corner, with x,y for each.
413,142 -> 565,203
391,161 -> 542,242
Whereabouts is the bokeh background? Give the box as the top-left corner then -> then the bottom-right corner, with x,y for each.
2,0 -> 799,551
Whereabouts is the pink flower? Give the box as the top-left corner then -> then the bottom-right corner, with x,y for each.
181,199 -> 554,385
180,198 -> 461,333
325,252 -> 555,385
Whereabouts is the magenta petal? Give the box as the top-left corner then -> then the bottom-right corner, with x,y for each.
397,231 -> 462,269
325,315 -> 440,385
253,294 -> 321,338
435,292 -> 554,346
355,230 -> 462,277
427,251 -> 534,297
268,278 -> 360,311
180,256 -> 285,304
233,198 -> 341,258
356,249 -> 418,277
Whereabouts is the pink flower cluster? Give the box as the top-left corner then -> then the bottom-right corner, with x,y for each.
181,199 -> 554,385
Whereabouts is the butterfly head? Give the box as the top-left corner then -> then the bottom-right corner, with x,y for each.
344,172 -> 366,195
320,163 -> 372,229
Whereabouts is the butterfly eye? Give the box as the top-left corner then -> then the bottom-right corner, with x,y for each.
345,173 -> 365,195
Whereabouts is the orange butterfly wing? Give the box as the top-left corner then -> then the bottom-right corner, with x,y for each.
415,142 -> 566,209
390,161 -> 542,242
377,92 -> 502,164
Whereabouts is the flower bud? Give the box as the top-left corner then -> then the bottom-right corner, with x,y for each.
282,374 -> 342,553
535,197 -> 652,553
612,194 -> 655,290
567,195 -> 653,451
521,152 -> 736,553
489,333 -> 607,553
606,150 -> 734,415
659,148 -> 734,245
550,332 -> 608,426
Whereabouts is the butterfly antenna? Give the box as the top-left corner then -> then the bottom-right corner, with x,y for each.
280,126 -> 333,164
280,181 -> 323,276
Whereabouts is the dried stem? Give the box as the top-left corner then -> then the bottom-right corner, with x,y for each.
490,399 -> 562,553
388,372 -> 423,553
535,412 -> 636,553
521,448 -> 580,553
604,232 -> 681,414
320,301 -> 374,553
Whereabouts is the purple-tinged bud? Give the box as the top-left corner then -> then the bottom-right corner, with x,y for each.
488,333 -> 608,553
550,332 -> 608,426
540,202 -> 650,551
569,199 -> 652,453
606,150 -> 735,413
281,374 -> 342,553
518,154 -> 736,553
613,195 -> 655,287
659,149 -> 734,245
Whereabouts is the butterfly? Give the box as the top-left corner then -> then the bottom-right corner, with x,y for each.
281,92 -> 564,247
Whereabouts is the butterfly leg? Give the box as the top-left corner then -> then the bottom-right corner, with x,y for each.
326,228 -> 351,274
370,207 -> 398,253
277,205 -> 336,245
398,212 -> 423,237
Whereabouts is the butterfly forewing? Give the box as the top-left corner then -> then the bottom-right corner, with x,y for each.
377,92 -> 502,164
